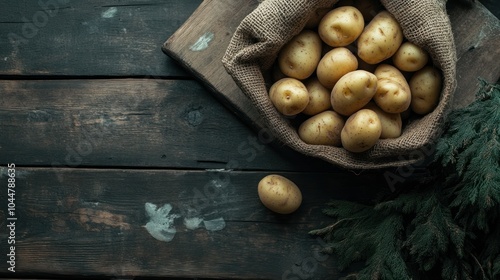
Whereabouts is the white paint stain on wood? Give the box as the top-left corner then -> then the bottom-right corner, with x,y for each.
144,202 -> 227,242
203,217 -> 226,231
102,7 -> 118,19
144,203 -> 180,242
183,217 -> 204,230
189,32 -> 214,52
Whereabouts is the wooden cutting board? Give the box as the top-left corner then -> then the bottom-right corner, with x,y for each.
163,0 -> 500,134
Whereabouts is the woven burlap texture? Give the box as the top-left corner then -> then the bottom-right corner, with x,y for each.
222,0 -> 457,169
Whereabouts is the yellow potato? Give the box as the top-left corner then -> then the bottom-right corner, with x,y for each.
302,77 -> 332,115
269,78 -> 309,116
318,6 -> 364,47
278,30 -> 322,80
298,110 -> 345,146
392,42 -> 429,72
363,102 -> 402,139
341,109 -> 382,153
373,64 -> 412,113
410,66 -> 442,115
258,174 -> 302,214
316,47 -> 358,89
357,11 -> 403,65
331,70 -> 378,116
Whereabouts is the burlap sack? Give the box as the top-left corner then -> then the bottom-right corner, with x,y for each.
222,0 -> 456,169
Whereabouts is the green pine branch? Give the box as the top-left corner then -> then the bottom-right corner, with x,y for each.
311,80 -> 500,280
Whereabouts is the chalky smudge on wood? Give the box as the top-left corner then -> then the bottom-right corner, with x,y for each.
102,7 -> 118,19
144,202 -> 226,242
189,32 -> 214,51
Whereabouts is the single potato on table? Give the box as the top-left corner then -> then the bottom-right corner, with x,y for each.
269,78 -> 310,116
298,110 -> 345,146
373,64 -> 412,113
318,6 -> 364,47
341,109 -> 382,152
278,30 -> 323,80
331,69 -> 378,116
410,65 -> 442,115
357,10 -> 403,65
316,47 -> 358,89
258,174 -> 302,214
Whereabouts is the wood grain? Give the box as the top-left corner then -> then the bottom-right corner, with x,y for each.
163,0 -> 263,130
0,0 -> 201,77
0,167 -> 397,279
0,79 -> 334,172
447,1 -> 500,108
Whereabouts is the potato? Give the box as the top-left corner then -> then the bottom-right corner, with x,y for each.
298,110 -> 345,146
331,70 -> 378,116
302,77 -> 332,115
341,109 -> 382,152
357,11 -> 403,65
373,64 -> 411,113
392,42 -> 429,72
316,47 -> 358,89
363,102 -> 402,139
257,174 -> 302,214
410,66 -> 442,115
318,6 -> 364,47
269,78 -> 309,116
278,30 -> 322,80
345,44 -> 377,73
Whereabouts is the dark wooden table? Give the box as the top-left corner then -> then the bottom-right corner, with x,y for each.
0,1 -> 499,279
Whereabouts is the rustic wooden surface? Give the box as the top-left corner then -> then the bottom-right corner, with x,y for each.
0,0 -> 499,279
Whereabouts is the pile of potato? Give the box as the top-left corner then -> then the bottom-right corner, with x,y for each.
268,0 -> 442,153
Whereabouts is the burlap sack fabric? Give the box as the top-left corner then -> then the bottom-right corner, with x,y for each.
222,0 -> 457,169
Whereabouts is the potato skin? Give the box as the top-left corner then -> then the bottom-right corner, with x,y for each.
373,64 -> 412,113
258,174 -> 302,214
331,70 -> 378,116
298,110 -> 345,146
341,109 -> 382,152
316,47 -> 358,89
392,42 -> 429,72
363,102 -> 402,139
269,78 -> 309,116
410,66 -> 442,115
278,30 -> 322,80
357,11 -> 403,65
302,77 -> 332,115
318,6 -> 364,47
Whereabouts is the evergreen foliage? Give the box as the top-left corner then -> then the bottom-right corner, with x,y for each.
310,81 -> 500,279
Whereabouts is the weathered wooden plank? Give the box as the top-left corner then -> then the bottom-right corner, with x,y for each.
448,0 -> 500,108
0,79 -> 339,171
0,167 -> 393,278
163,0 -> 262,130
0,0 -> 202,77
478,0 -> 500,19
163,0 -> 500,137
